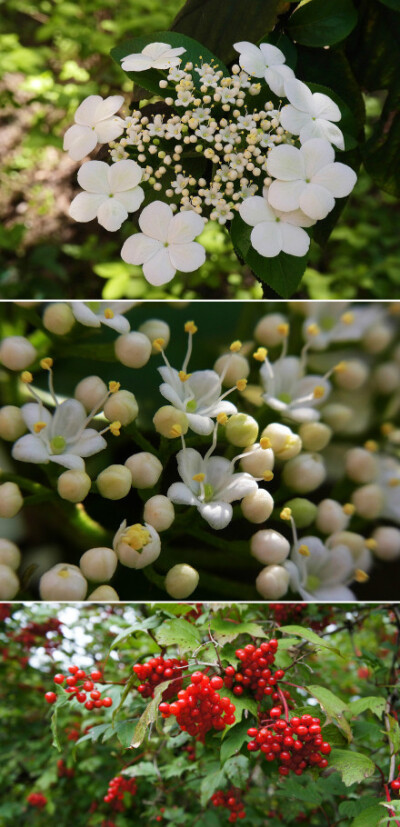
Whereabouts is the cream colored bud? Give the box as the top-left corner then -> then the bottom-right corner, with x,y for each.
262,423 -> 302,460
96,465 -> 132,500
143,495 -> 175,531
255,565 -> 290,599
79,547 -> 118,582
125,452 -> 163,488
214,353 -> 250,387
165,563 -> 199,599
114,522 -> 161,569
0,539 -> 21,570
254,313 -> 288,346
322,403 -> 353,431
0,406 -> 26,441
316,499 -> 349,534
0,564 -> 19,599
225,413 -> 258,447
298,422 -> 332,451
114,331 -> 152,368
0,482 -> 23,518
139,319 -> 171,353
283,453 -> 326,493
39,563 -> 88,600
88,585 -> 120,600
0,336 -> 36,371
241,489 -> 274,523
43,303 -> 75,335
363,324 -> 392,353
240,443 -> 274,477
57,469 -> 92,503
74,375 -> 108,412
153,406 -> 189,439
104,390 -> 138,425
334,359 -> 368,390
373,362 -> 400,394
345,447 -> 378,483
351,484 -> 384,519
372,526 -> 400,561
251,529 -> 290,564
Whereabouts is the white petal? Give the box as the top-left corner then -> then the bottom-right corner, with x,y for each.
268,179 -> 306,212
301,138 -> 335,178
266,144 -> 305,182
234,42 -> 265,77
121,233 -> 162,265
143,248 -> 177,286
168,241 -> 205,273
265,64 -> 294,97
102,314 -> 131,333
167,211 -> 205,244
259,43 -> 286,66
94,95 -> 124,122
251,221 -> 282,258
108,159 -> 143,193
12,434 -> 49,464
95,118 -> 124,144
314,585 -> 356,601
222,473 -> 258,503
177,447 -> 203,486
299,119 -> 345,150
187,370 -> 221,407
287,407 -> 320,423
313,93 -> 341,122
70,302 -> 100,327
50,453 -> 85,470
277,208 -> 316,228
21,403 -> 52,432
138,200 -> 172,242
279,105 -> 311,135
186,413 -> 214,435
167,482 -> 198,506
312,162 -> 357,198
52,399 -> 86,440
74,95 -> 103,126
284,78 -> 314,113
299,183 -> 335,220
198,501 -> 233,530
121,53 -> 153,71
159,384 -> 184,409
77,160 -> 110,194
280,223 -> 310,257
69,192 -> 106,223
152,56 -> 184,69
97,198 -> 128,232
70,429 -> 107,457
142,42 -> 171,58
239,195 -> 275,226
116,187 -> 145,213
63,125 -> 97,160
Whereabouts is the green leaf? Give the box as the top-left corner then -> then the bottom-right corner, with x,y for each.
386,714 -> 400,752
122,761 -> 158,778
131,680 -> 174,748
330,749 -> 375,787
224,755 -> 250,788
210,616 -> 267,645
306,685 -> 351,741
351,804 -> 386,827
220,720 -> 250,764
348,697 -> 386,719
218,686 -> 258,722
200,764 -> 226,806
155,618 -> 201,651
115,720 -> 138,749
363,85 -> 400,197
110,616 -> 160,650
377,0 -> 400,8
50,706 -> 61,753
287,0 -> 358,47
339,798 -> 381,818
279,625 -> 342,654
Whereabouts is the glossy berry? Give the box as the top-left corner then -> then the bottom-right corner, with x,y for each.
53,674 -> 65,684
133,656 -> 187,700
45,691 -> 57,704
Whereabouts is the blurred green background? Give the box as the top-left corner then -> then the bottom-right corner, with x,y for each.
0,0 -> 399,300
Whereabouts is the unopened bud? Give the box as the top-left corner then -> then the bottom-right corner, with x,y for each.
125,452 -> 163,488
345,447 -> 378,483
143,495 -> 175,532
0,564 -> 19,599
153,406 -> 189,439
322,403 -> 353,432
57,469 -> 92,503
284,498 -> 317,528
254,313 -> 289,346
0,482 -> 23,518
373,362 -> 400,394
0,336 -> 36,371
240,442 -> 274,477
79,547 -> 118,582
139,319 -> 171,353
251,529 -> 290,564
114,331 -> 152,368
262,423 -> 302,460
43,303 -> 75,335
214,353 -> 250,387
351,484 -> 384,519
0,539 -> 21,570
74,376 -> 108,412
298,422 -> 332,452
363,324 -> 392,354
372,526 -> 400,561
114,522 -> 161,569
104,390 -> 138,425
256,565 -> 290,599
242,488 -> 274,523
96,465 -> 132,500
165,563 -> 199,599
88,585 -> 120,600
316,499 -> 349,534
39,564 -> 88,600
334,359 -> 368,390
0,406 -> 26,441
225,413 -> 259,447
283,453 -> 326,493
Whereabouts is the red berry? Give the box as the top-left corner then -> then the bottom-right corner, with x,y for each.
102,697 -> 113,707
53,674 -> 65,684
45,692 -> 57,704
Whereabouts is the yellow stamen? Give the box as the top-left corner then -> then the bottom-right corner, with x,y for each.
40,357 -> 53,370
236,378 -> 247,391
341,312 -> 354,325
110,420 -> 121,436
343,503 -> 355,516
313,386 -> 325,399
364,440 -> 378,452
253,347 -> 267,362
277,323 -> 289,336
260,437 -> 271,450
280,507 -> 292,521
170,424 -> 182,438
184,321 -> 198,334
104,308 -> 114,319
334,361 -> 347,373
298,544 -> 310,557
365,539 -> 377,550
388,478 -> 400,487
57,569 -> 70,579
192,473 -> 205,482
381,422 -> 394,436
122,524 -> 150,551
217,412 -> 228,425
109,381 -> 120,394
230,340 -> 242,352
33,421 -> 47,434
354,569 -> 369,583
178,370 -> 191,382
263,471 -> 274,482
21,371 -> 33,384
307,323 -> 320,336
152,338 -> 165,352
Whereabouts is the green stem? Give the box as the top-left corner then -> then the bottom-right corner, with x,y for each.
0,472 -> 52,496
142,565 -> 165,591
124,422 -> 159,456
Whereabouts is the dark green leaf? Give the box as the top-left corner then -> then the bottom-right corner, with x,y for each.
363,85 -> 400,197
287,0 -> 358,47
210,616 -> 267,645
351,804 -> 387,827
220,720 -> 250,764
200,764 -> 226,806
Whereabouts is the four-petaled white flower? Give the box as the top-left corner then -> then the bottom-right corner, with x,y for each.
168,448 -> 258,530
284,536 -> 356,600
234,41 -> 294,97
267,138 -> 357,221
281,79 -> 344,150
239,195 -> 314,258
121,42 -> 186,72
158,367 -> 237,435
70,301 -> 137,334
12,401 -> 106,470
121,201 -> 206,286
260,356 -> 331,422
301,302 -> 383,350
69,159 -> 144,232
63,95 -> 125,161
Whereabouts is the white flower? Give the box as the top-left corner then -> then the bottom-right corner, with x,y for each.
113,520 -> 161,569
121,42 -> 186,72
280,79 -> 344,150
69,159 -> 144,232
12,401 -> 106,470
167,447 -> 258,530
70,301 -> 137,334
301,303 -> 383,349
260,356 -> 331,422
234,41 -> 294,97
158,368 -> 237,435
239,195 -> 314,258
284,536 -> 356,600
63,95 -> 125,161
121,201 -> 206,286
267,138 -> 357,221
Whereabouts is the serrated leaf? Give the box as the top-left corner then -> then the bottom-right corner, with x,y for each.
210,616 -> 267,645
306,685 -> 352,741
220,720 -> 249,765
279,625 -> 342,655
339,798 -> 383,818
287,0 -> 358,47
155,618 -> 201,651
122,761 -> 158,778
348,697 -> 386,719
330,749 -> 375,786
224,755 -> 250,788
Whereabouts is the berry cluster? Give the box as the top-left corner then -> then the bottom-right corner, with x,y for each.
212,787 -> 246,822
104,775 -> 137,811
224,640 -> 287,702
57,759 -> 75,779
133,656 -> 187,699
247,711 -> 331,776
270,604 -> 306,625
159,672 -> 235,740
391,764 -> 400,792
27,793 -> 47,808
182,742 -> 196,761
0,604 -> 11,622
13,618 -> 63,652
44,665 -> 113,710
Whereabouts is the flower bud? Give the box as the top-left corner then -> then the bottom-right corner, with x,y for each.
143,495 -> 175,531
153,406 -> 189,439
74,375 -> 108,412
125,452 -> 163,488
373,362 -> 400,394
39,564 -> 88,600
251,529 -> 290,564
0,539 -> 21,570
254,313 -> 288,346
241,489 -> 274,523
0,406 -> 26,441
139,319 -> 171,353
240,443 -> 274,477
316,499 -> 349,534
262,423 -> 302,460
363,324 -> 392,353
0,564 -> 19,599
57,469 -> 92,503
104,390 -> 138,425
114,522 -> 161,569
88,585 -> 120,600
43,303 -> 75,335
345,447 -> 378,483
0,336 -> 36,371
334,360 -> 368,390
96,465 -> 132,500
79,547 -> 118,582
283,453 -> 326,493
298,422 -> 332,452
284,498 -> 317,528
372,526 -> 400,561
214,353 -> 250,387
114,331 -> 152,368
351,484 -> 384,519
255,565 -> 290,599
0,482 -> 23,518
322,403 -> 353,431
225,413 -> 258,448
165,563 -> 199,599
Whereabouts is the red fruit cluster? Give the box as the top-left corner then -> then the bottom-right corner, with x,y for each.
212,787 -> 246,822
224,641 -> 287,702
247,711 -> 331,776
185,603 -> 203,620
13,618 -> 63,652
27,793 -> 47,808
104,775 -> 137,811
270,604 -> 306,625
133,656 -> 187,699
183,742 -> 196,761
391,764 -> 400,792
159,672 -> 235,740
0,604 -> 11,622
44,665 -> 113,710
57,759 -> 75,779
